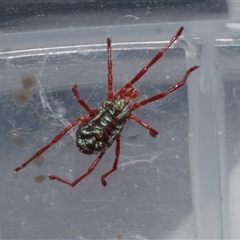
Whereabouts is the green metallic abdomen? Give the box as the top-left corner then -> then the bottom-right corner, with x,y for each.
76,98 -> 131,154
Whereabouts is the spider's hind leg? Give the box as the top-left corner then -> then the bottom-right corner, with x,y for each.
101,136 -> 121,186
14,116 -> 87,172
48,152 -> 105,187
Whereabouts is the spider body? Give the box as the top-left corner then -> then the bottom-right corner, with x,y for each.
14,26 -> 199,187
76,97 -> 131,155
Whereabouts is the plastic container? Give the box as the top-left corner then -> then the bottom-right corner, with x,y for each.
0,1 -> 238,239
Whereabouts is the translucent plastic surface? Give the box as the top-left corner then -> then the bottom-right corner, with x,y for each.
3,0 -> 240,239
215,39 -> 240,238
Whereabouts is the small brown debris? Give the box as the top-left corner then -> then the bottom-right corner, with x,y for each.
13,135 -> 25,146
13,88 -> 32,106
35,175 -> 47,183
21,72 -> 37,90
34,155 -> 45,167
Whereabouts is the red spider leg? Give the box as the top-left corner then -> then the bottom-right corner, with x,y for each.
48,152 -> 105,187
131,65 -> 199,111
107,38 -> 114,100
117,26 -> 184,96
101,136 -> 120,186
124,86 -> 139,99
72,84 -> 95,116
14,116 -> 88,172
128,114 -> 158,137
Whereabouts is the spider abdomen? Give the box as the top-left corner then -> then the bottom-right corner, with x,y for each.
76,98 -> 131,154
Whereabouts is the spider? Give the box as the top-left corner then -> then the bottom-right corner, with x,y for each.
14,26 -> 198,187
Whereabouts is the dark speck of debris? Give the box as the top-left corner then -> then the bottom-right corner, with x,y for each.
13,88 -> 32,106
34,156 -> 45,167
116,233 -> 123,239
13,135 -> 25,146
35,175 -> 47,183
21,72 -> 37,90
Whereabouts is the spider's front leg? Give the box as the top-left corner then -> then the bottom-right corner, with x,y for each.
117,26 -> 184,97
131,65 -> 199,111
107,38 -> 114,100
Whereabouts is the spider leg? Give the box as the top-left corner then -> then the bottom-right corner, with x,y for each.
107,38 -> 114,100
72,84 -> 95,116
131,65 -> 199,111
101,136 -> 120,186
48,152 -> 105,187
117,26 -> 184,96
128,114 -> 158,137
124,86 -> 139,99
14,116 -> 88,172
